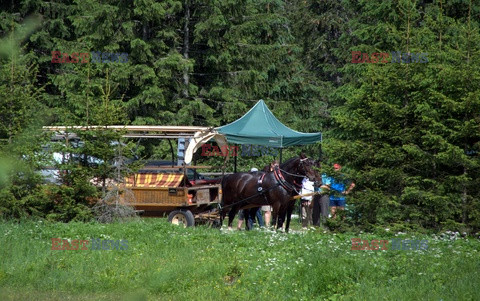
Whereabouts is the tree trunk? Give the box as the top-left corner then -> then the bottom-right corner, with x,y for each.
182,0 -> 190,98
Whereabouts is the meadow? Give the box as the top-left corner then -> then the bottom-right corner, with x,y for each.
0,219 -> 479,301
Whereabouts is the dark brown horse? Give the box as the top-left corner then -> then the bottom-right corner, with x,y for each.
220,154 -> 321,232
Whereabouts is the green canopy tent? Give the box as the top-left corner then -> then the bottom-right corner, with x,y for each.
216,99 -> 322,148
216,99 -> 322,170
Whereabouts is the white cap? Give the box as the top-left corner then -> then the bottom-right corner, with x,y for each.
250,167 -> 258,172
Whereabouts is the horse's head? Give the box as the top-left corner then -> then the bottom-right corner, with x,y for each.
296,153 -> 322,183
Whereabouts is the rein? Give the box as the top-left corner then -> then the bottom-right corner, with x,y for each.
274,166 -> 303,194
218,181 -> 280,211
219,157 -> 313,211
276,157 -> 313,192
279,168 -> 306,178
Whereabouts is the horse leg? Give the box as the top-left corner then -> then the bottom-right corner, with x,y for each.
245,209 -> 253,230
228,208 -> 237,230
271,202 -> 280,230
271,210 -> 278,229
285,202 -> 295,233
276,207 -> 286,231
219,206 -> 227,228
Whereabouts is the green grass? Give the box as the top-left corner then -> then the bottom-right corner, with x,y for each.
0,219 -> 478,300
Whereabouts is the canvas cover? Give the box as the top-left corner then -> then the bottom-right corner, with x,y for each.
216,100 -> 322,147
184,129 -> 229,164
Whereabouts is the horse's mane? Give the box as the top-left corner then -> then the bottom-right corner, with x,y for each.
280,157 -> 299,169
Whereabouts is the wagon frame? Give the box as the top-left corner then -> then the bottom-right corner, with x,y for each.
43,125 -> 226,227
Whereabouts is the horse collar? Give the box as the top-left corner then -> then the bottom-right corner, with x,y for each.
273,167 -> 296,193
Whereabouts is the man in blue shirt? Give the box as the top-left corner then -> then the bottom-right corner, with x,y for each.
328,163 -> 355,219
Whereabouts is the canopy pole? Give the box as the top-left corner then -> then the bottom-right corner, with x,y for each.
234,150 -> 237,173
279,148 -> 283,164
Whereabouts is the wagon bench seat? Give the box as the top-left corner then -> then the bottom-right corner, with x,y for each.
125,173 -> 185,188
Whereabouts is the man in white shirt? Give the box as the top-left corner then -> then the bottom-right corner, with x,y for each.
301,177 -> 315,229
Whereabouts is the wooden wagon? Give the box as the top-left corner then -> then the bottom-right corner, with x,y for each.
43,125 -> 229,227
124,169 -> 222,227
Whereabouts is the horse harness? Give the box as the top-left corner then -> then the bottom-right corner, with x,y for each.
257,165 -> 303,198
219,159 -> 309,211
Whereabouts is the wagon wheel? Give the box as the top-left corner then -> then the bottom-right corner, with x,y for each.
168,210 -> 195,227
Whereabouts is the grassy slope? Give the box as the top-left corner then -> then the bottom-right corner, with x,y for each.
0,219 -> 478,301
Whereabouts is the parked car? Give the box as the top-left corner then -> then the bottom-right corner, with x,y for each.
38,138 -> 105,185
39,151 -> 104,184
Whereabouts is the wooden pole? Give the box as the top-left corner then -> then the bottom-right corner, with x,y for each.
291,192 -> 319,200
193,155 -> 197,180
168,139 -> 175,166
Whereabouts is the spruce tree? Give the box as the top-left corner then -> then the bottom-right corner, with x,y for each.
324,0 -> 480,230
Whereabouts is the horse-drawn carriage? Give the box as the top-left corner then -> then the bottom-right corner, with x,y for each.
123,167 -> 222,227
43,100 -> 323,231
122,154 -> 321,232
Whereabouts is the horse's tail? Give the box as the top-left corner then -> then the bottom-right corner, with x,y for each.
220,174 -> 229,207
